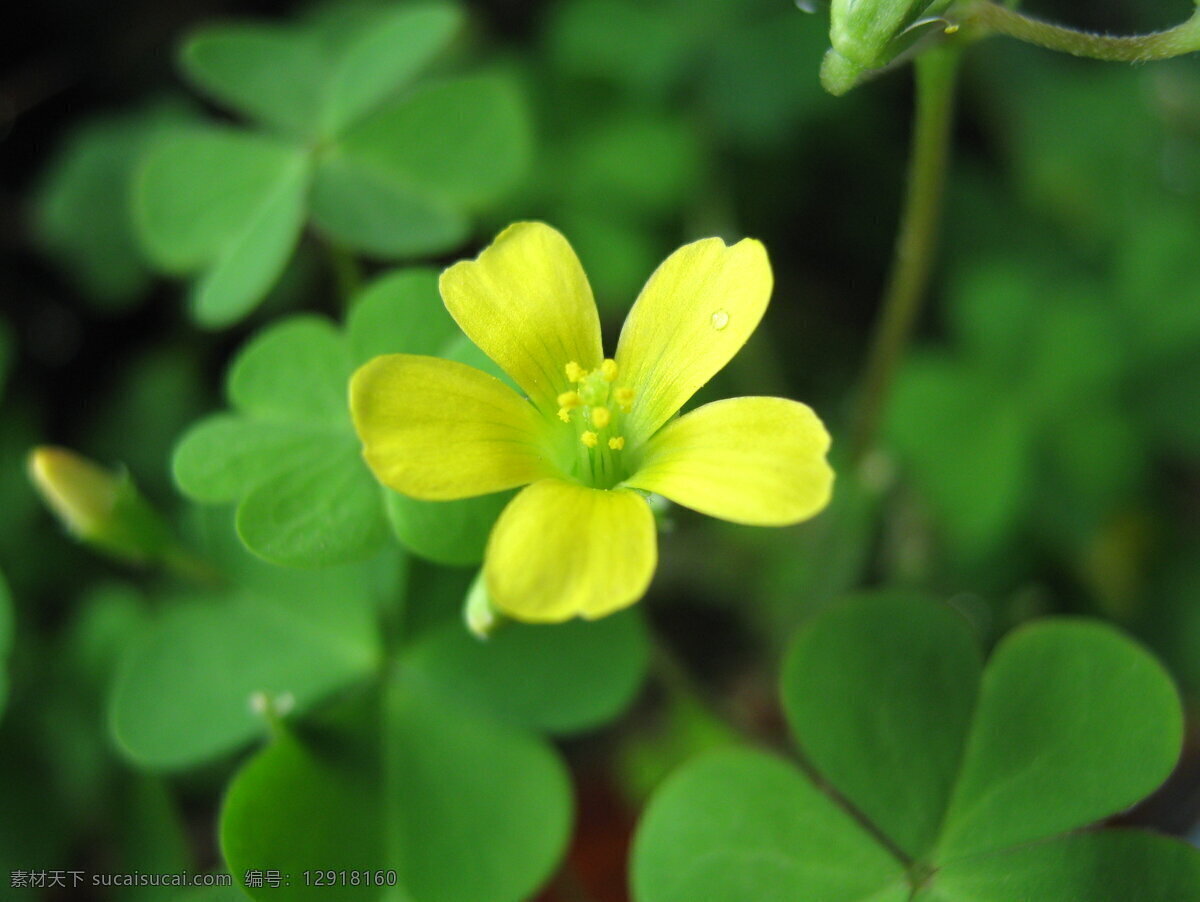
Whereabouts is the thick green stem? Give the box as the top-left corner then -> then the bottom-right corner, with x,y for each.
850,47 -> 961,462
960,2 -> 1200,62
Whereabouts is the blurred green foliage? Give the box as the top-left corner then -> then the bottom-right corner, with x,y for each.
7,0 -> 1200,898
633,593 -> 1196,901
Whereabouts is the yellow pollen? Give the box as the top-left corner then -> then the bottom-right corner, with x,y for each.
600,359 -> 619,381
557,407 -> 572,423
614,386 -> 635,412
557,390 -> 582,409
591,406 -> 611,429
565,361 -> 585,383
581,431 -> 598,448
608,436 -> 625,451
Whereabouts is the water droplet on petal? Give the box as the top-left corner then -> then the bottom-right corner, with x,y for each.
794,0 -> 818,12
710,310 -> 730,331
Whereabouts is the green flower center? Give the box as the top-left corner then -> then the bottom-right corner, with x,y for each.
556,359 -> 635,489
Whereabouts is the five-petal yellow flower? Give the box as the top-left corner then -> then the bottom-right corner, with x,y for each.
350,222 -> 834,622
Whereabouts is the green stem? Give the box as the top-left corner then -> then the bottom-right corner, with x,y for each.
160,544 -> 224,587
959,1 -> 1200,62
850,47 -> 961,462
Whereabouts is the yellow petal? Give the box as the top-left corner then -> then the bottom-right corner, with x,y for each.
485,479 -> 657,622
626,396 -> 834,526
440,222 -> 603,414
615,237 -> 772,446
350,354 -> 555,500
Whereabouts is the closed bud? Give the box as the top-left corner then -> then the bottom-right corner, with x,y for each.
822,0 -> 954,94
464,571 -> 504,639
28,447 -> 172,565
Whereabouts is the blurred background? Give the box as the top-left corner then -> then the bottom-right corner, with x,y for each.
2,0 -> 1200,899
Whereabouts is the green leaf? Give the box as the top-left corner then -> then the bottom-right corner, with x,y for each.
345,268 -> 458,362
180,4 -> 461,139
180,26 -> 327,137
310,153 -> 468,257
221,673 -> 571,901
937,620 -> 1183,862
334,73 -> 530,207
782,593 -> 982,859
631,748 -> 909,902
134,126 -> 311,326
236,440 -> 388,568
109,517 -> 396,770
383,489 -> 509,566
222,731 -> 382,900
172,269 -> 513,569
311,69 -> 529,256
920,831 -> 1200,902
173,316 -> 388,567
34,100 -> 194,308
229,318 -> 350,425
403,608 -> 650,733
110,584 -> 381,770
116,775 -> 192,901
320,2 -> 463,135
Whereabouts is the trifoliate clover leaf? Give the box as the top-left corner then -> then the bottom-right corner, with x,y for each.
34,99 -> 197,311
632,593 -> 1198,902
180,3 -> 463,141
133,2 -> 530,327
172,269 -> 510,568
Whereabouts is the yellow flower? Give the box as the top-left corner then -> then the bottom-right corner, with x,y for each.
350,222 -> 834,622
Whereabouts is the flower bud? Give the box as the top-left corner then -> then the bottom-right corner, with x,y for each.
464,571 -> 504,639
822,0 -> 954,94
28,447 -> 172,565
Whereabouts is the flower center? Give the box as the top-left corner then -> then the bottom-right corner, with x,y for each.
556,358 -> 636,489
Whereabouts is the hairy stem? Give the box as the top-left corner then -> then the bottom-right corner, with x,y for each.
959,1 -> 1200,62
850,47 -> 961,462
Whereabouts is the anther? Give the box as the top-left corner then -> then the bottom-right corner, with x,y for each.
614,387 -> 635,412
600,359 -> 619,381
591,406 -> 611,429
608,436 -> 625,451
557,408 -> 572,423
581,431 -> 598,448
557,390 -> 582,409
565,362 -> 585,383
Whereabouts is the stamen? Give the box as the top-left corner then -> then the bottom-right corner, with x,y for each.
614,387 -> 635,412
600,359 -> 619,381
557,390 -> 582,409
557,408 -> 572,423
581,431 -> 598,448
608,436 -> 625,451
565,361 -> 585,383
591,406 -> 611,429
